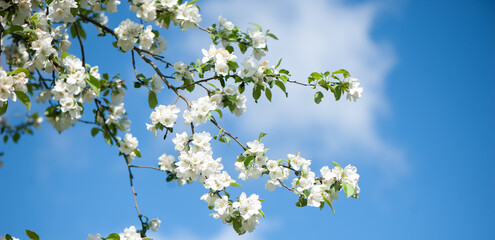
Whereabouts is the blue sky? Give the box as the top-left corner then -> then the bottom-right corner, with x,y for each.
1,0 -> 494,239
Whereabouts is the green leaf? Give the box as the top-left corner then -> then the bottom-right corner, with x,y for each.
225,45 -> 234,53
133,148 -> 142,158
104,133 -> 113,146
70,23 -> 77,38
214,109 -> 223,119
222,136 -> 231,145
332,69 -> 350,78
252,86 -> 262,101
227,60 -> 239,71
323,195 -> 335,214
0,101 -> 7,116
3,25 -> 23,36
295,197 -> 307,207
10,67 -> 31,77
85,74 -> 101,96
332,161 -> 343,170
243,155 -> 254,168
267,33 -> 278,40
5,234 -> 14,240
187,0 -> 198,5
279,69 -> 290,75
342,182 -> 355,198
310,72 -> 323,80
314,91 -> 324,104
25,229 -> 39,240
105,233 -> 121,240
275,58 -> 282,69
249,23 -> 262,32
238,43 -> 247,54
259,209 -> 266,218
15,91 -> 31,111
148,91 -> 158,109
60,52 -> 73,59
264,88 -> 272,102
334,86 -> 342,101
233,219 -> 243,235
91,128 -> 100,137
230,182 -> 243,187
258,132 -> 267,142
274,80 -> 287,97
13,133 -> 20,143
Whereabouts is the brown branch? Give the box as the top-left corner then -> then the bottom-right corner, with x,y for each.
210,118 -> 247,151
74,23 -> 86,69
194,23 -> 211,34
278,179 -> 294,192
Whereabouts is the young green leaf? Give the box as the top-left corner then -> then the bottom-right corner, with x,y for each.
265,88 -> 272,102
148,91 -> 158,109
25,230 -> 39,240
10,67 -> 31,77
15,91 -> 31,111
0,101 -> 7,116
258,132 -> 267,142
314,91 -> 324,104
230,182 -> 243,187
267,33 -> 278,40
323,195 -> 336,214
133,148 -> 142,158
252,85 -> 262,101
342,182 -> 355,198
105,233 -> 121,240
85,74 -> 101,96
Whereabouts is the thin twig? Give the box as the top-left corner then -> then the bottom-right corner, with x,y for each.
74,22 -> 86,69
210,118 -> 247,151
194,23 -> 211,34
129,165 -> 162,171
278,179 -> 294,192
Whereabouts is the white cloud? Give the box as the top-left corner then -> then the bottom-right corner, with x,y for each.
191,0 -> 406,174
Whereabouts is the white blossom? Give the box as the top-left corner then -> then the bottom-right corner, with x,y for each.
119,133 -> 138,155
176,3 -> 201,30
150,104 -> 180,128
119,226 -> 142,240
149,218 -> 161,232
158,153 -> 175,172
347,77 -> 363,102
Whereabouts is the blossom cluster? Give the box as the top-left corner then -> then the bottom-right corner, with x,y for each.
119,133 -> 139,162
173,60 -> 194,81
114,19 -> 167,53
346,77 -> 363,102
201,45 -> 237,76
210,84 -> 247,117
160,131 -> 234,190
201,192 -> 264,234
146,104 -> 180,137
0,69 -> 28,103
183,96 -> 217,126
86,218 -> 160,240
